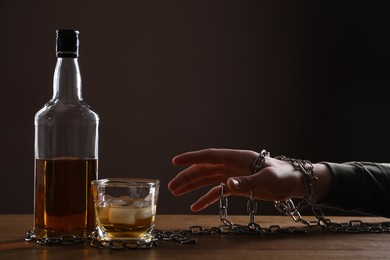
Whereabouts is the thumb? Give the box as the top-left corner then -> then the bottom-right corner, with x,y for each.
227,170 -> 278,193
227,169 -> 302,201
227,176 -> 256,192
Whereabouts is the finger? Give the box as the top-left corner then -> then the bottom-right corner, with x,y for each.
172,148 -> 258,171
190,185 -> 222,212
168,164 -> 223,194
168,164 -> 245,196
169,173 -> 224,196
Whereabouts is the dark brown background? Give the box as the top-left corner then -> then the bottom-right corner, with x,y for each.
1,0 -> 389,216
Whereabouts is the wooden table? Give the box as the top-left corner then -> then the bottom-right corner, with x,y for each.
1,214 -> 390,259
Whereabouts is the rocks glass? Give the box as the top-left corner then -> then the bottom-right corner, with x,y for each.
91,178 -> 160,245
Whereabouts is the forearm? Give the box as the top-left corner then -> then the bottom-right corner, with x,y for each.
317,162 -> 390,217
312,163 -> 332,202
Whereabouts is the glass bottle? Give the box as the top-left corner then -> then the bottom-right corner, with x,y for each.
33,29 -> 99,240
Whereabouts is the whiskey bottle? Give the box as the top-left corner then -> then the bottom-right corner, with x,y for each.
33,29 -> 99,241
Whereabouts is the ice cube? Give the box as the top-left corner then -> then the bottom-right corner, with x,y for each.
108,207 -> 136,225
99,198 -> 112,208
109,196 -> 134,206
135,205 -> 155,220
130,199 -> 145,208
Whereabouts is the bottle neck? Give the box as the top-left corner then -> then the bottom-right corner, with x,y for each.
52,58 -> 83,102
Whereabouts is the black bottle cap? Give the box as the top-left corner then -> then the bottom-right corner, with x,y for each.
56,29 -> 79,58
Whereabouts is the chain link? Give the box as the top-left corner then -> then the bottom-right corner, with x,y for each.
219,183 -> 234,227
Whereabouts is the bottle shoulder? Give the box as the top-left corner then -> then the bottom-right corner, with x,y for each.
35,99 -> 99,124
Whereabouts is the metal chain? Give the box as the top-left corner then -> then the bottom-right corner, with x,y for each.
25,186 -> 390,249
273,155 -> 390,233
218,182 -> 306,235
89,231 -> 159,249
274,155 -> 321,225
25,230 -> 92,245
25,151 -> 390,248
248,150 -> 270,229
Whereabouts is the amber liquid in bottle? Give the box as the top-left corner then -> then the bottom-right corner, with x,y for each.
33,158 -> 97,238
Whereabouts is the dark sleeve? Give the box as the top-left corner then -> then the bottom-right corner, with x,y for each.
319,162 -> 390,217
